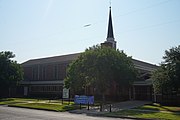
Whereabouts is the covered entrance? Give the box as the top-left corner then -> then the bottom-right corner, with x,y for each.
133,79 -> 153,101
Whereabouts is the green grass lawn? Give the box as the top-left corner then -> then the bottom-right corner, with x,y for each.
2,98 -> 180,119
106,109 -> 180,120
0,98 -> 37,105
135,103 -> 180,112
9,103 -> 79,112
0,98 -> 73,105
106,103 -> 180,120
0,98 -> 79,112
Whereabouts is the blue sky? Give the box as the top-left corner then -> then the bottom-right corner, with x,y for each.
0,0 -> 179,64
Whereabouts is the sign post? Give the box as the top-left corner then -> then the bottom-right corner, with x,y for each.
62,88 -> 69,104
63,88 -> 69,99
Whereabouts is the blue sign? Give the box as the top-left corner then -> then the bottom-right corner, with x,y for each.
74,95 -> 94,105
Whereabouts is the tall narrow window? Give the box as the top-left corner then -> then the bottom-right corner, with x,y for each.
32,66 -> 38,80
42,66 -> 46,80
54,65 -> 58,80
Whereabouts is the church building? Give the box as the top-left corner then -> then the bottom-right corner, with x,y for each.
21,7 -> 158,101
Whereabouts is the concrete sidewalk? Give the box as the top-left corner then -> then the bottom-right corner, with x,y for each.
70,100 -> 152,115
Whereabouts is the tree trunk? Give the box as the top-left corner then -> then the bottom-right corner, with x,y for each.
8,87 -> 11,97
102,93 -> 105,104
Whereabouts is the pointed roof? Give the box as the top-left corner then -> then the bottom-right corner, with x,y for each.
107,7 -> 114,39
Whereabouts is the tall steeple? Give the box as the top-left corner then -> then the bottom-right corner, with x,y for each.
107,6 -> 114,40
105,6 -> 116,49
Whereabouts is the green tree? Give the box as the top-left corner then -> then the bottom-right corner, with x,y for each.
152,65 -> 170,94
152,45 -> 180,94
0,51 -> 23,97
65,45 -> 137,101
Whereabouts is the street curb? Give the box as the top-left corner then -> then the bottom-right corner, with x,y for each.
103,114 -> 154,120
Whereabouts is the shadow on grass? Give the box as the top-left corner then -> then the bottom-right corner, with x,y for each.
149,103 -> 180,113
135,103 -> 180,113
159,105 -> 180,113
0,98 -> 27,105
0,98 -> 14,102
106,109 -> 180,120
62,105 -> 80,111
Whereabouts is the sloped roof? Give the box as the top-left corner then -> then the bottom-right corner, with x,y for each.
22,53 -> 80,67
132,59 -> 158,72
22,52 -> 158,72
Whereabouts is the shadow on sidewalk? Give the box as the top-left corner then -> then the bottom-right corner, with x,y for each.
68,100 -> 152,118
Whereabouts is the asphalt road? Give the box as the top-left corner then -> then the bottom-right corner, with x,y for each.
0,106 -> 132,120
